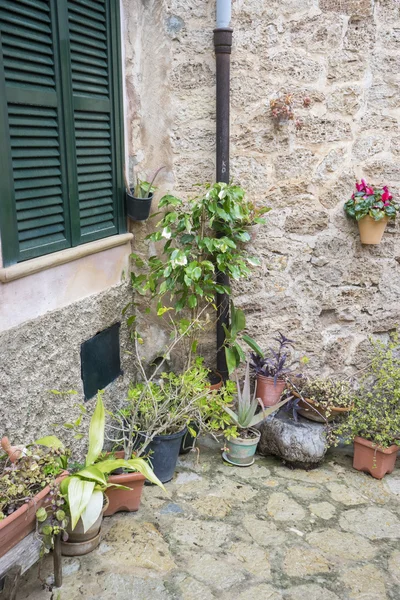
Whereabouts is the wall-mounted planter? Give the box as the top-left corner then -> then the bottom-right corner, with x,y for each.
358,215 -> 388,245
126,191 -> 153,221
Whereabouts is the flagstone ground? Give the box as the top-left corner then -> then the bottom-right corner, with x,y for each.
19,438 -> 400,600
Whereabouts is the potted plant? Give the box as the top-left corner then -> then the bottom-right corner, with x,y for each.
222,360 -> 291,466
334,334 -> 400,479
109,354 -> 235,483
250,333 -> 295,407
344,180 -> 398,244
289,377 -> 354,423
125,167 -> 164,221
37,393 -> 165,555
0,439 -> 68,558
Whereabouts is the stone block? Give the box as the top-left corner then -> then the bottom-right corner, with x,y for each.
257,410 -> 328,468
296,116 -> 352,144
274,149 -> 317,181
262,50 -> 323,82
327,85 -> 362,115
285,208 -> 329,235
364,159 -> 400,182
327,52 -> 367,82
290,14 -> 346,52
352,134 -> 387,160
344,18 -> 376,53
170,62 -> 214,90
319,0 -> 373,18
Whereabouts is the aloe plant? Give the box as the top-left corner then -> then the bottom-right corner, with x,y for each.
224,361 -> 291,432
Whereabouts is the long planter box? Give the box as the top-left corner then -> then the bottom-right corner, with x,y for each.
0,473 -> 67,558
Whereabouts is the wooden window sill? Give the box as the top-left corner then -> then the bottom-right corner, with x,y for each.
0,234 -> 133,283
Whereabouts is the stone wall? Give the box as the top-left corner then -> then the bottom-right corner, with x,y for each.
0,282 -> 134,444
125,0 -> 400,375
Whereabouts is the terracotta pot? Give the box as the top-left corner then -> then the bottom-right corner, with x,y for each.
357,215 -> 388,244
296,397 -> 352,423
61,497 -> 109,556
209,371 -> 223,391
256,375 -> 285,407
0,472 -> 67,559
103,450 -> 145,515
353,436 -> 399,479
223,428 -> 261,466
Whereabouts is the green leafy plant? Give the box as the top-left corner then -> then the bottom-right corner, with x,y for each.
125,166 -> 165,199
0,445 -> 67,521
109,355 -> 237,457
39,392 -> 165,536
223,360 -> 292,437
344,180 -> 398,221
223,302 -> 264,374
295,378 -> 353,417
334,333 -> 400,448
130,182 -> 269,368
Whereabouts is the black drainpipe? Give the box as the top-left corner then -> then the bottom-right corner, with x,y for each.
214,27 -> 233,382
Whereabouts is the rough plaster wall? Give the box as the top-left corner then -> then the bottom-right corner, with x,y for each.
0,283 -> 134,446
126,0 -> 400,376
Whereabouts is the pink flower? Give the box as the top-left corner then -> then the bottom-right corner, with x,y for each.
365,186 -> 374,196
382,189 -> 392,202
356,179 -> 367,192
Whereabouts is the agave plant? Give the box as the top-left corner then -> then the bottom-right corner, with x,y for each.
224,360 -> 291,432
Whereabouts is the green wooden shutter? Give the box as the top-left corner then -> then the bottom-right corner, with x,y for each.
0,0 -> 124,266
0,0 -> 71,266
65,0 -> 123,245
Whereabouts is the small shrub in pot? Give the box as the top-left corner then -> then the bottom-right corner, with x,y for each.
250,333 -> 295,407
334,333 -> 400,479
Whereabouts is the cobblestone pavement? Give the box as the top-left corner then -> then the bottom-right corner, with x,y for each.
19,438 -> 400,600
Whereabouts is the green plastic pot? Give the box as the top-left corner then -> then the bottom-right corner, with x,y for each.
223,428 -> 261,467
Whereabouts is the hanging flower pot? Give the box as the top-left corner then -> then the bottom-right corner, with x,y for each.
126,191 -> 154,221
357,215 -> 389,245
344,180 -> 398,245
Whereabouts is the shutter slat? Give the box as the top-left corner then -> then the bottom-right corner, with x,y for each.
17,204 -> 64,221
14,185 -> 62,201
1,32 -> 52,56
15,176 -> 61,190
18,213 -> 64,231
80,188 -> 113,201
4,57 -> 54,76
69,11 -> 106,31
5,0 -> 50,14
80,196 -> 112,210
19,225 -> 64,244
0,0 -> 51,23
78,172 -> 111,184
17,195 -> 64,211
78,163 -> 111,174
13,157 -> 60,169
70,0 -> 105,14
71,62 -> 108,78
0,11 -> 52,35
80,213 -> 113,227
10,126 -> 58,137
70,40 -> 106,60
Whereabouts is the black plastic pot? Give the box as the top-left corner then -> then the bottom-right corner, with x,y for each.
140,428 -> 187,483
126,191 -> 153,221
